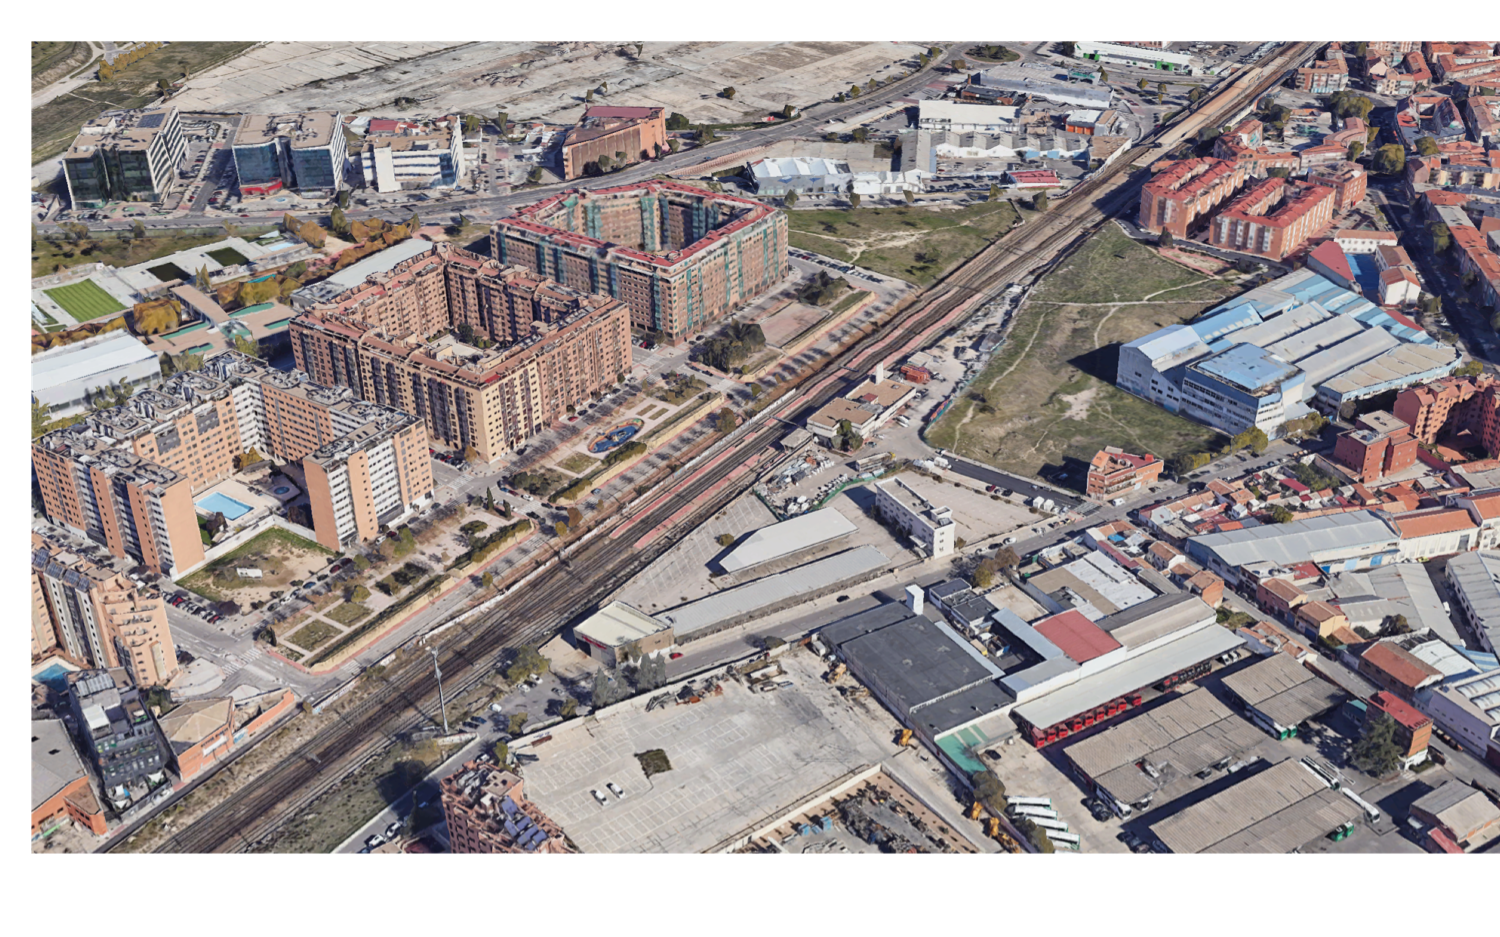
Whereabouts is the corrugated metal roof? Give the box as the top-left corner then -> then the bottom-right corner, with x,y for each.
1187,511 -> 1398,570
31,331 -> 156,391
1151,758 -> 1362,854
718,508 -> 857,574
572,601 -> 671,648
1013,624 -> 1244,730
666,546 -> 890,637
1222,653 -> 1347,727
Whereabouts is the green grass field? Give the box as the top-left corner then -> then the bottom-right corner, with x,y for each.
927,225 -> 1244,478
207,247 -> 249,266
786,201 -> 1021,285
43,280 -> 125,321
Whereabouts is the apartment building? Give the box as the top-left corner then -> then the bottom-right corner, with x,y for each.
31,530 -> 179,687
559,106 -> 668,180
359,116 -> 467,192
874,478 -> 956,559
1365,52 -> 1431,97
493,181 -> 788,342
1208,178 -> 1338,261
291,245 -> 633,464
441,761 -> 575,853
1331,411 -> 1419,484
1138,158 -> 1248,238
1085,447 -> 1163,499
66,668 -> 171,813
62,107 -> 186,208
1394,374 -> 1500,455
1463,96 -> 1500,148
32,352 -> 433,564
232,111 -> 347,196
1292,50 -> 1351,94
1306,162 -> 1367,212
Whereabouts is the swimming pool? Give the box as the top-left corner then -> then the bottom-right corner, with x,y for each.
196,492 -> 253,520
33,663 -> 73,693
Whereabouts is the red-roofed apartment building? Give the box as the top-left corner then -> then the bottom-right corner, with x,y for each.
1086,446 -> 1163,499
1293,48 -> 1351,93
1367,690 -> 1434,767
1357,641 -> 1444,702
1257,577 -> 1309,624
1332,411 -> 1419,484
1138,158 -> 1248,238
1393,375 -> 1500,452
1033,609 -> 1122,664
1208,177 -> 1339,261
1451,488 -> 1500,549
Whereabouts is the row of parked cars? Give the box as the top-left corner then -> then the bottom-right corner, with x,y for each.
167,593 -> 224,624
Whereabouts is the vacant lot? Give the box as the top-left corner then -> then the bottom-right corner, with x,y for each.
43,280 -> 125,321
32,227 -> 273,279
286,619 -> 340,651
33,42 -> 91,86
32,41 -> 257,164
178,527 -> 335,604
786,201 -> 1020,285
928,225 -> 1241,478
557,452 -> 598,475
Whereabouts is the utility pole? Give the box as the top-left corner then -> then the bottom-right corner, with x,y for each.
431,646 -> 450,734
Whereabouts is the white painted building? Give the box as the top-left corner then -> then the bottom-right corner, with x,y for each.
874,478 -> 956,559
359,117 -> 467,192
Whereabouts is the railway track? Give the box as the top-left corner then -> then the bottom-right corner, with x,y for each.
138,42 -> 1316,853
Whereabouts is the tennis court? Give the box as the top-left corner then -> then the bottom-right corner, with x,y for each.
43,280 -> 126,321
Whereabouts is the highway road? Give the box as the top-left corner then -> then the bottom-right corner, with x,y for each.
126,41 -> 1318,854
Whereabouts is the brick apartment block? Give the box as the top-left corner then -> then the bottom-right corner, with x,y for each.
1208,177 -> 1338,261
1138,158 -> 1248,238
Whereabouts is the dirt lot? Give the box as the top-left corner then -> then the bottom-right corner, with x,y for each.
178,527 -> 335,606
927,225 -> 1243,478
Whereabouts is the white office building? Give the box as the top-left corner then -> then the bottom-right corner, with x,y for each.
359,117 -> 467,192
875,478 -> 956,559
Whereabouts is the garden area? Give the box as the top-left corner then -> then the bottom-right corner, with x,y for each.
927,225 -> 1243,478
31,226 -> 275,279
785,200 -> 1021,285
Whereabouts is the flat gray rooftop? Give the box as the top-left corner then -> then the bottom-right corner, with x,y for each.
718,507 -> 857,574
1221,653 -> 1347,729
1150,758 -> 1364,854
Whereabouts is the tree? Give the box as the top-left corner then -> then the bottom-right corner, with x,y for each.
722,86 -> 736,100
1015,817 -> 1055,853
560,697 -> 578,718
585,88 -> 594,102
849,190 -> 861,209
463,444 -> 481,464
131,218 -> 147,242
1415,135 -> 1440,157
988,183 -> 1001,201
1032,192 -> 1049,213
1347,141 -> 1364,161
1378,613 -> 1412,637
715,407 -> 737,433
1350,712 -> 1403,777
614,150 -> 627,169
508,712 -> 529,735
31,401 -> 52,439
1373,144 -> 1406,175
716,533 -> 736,547
633,42 -> 644,57
349,584 -> 371,603
527,166 -> 543,184
1429,222 -> 1452,253
972,565 -> 995,589
481,571 -> 494,590
554,520 -> 568,538
971,770 -> 1007,815
849,84 -> 861,98
917,53 -> 929,69
1189,87 -> 1203,105
505,646 -> 549,685
1268,504 -> 1295,524
231,335 -> 260,358
904,189 -> 915,204
928,46 -> 942,59
329,206 -> 349,236
1455,359 -> 1485,378
492,740 -> 509,764
592,668 -> 623,707
1138,77 -> 1149,91
782,103 -> 796,119
783,189 -> 798,208
952,58 -> 967,71
667,138 -> 680,154
1098,68 -> 1109,83
1232,426 -> 1269,455
485,486 -> 495,511
596,154 -> 613,172
567,506 -> 583,527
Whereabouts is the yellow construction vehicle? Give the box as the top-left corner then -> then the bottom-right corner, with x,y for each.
968,801 -> 983,820
825,662 -> 847,683
897,729 -> 914,747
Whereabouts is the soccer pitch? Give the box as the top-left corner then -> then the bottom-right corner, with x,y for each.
43,280 -> 127,322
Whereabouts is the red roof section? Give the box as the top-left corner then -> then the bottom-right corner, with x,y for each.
1310,240 -> 1354,282
1361,642 -> 1442,690
1369,690 -> 1432,730
1034,610 -> 1122,664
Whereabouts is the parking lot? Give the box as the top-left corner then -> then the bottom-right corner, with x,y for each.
520,649 -> 903,853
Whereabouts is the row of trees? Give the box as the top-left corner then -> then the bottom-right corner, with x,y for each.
1168,427 -> 1271,476
96,41 -> 164,81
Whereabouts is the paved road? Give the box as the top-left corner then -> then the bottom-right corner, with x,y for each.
31,41 -> 104,110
